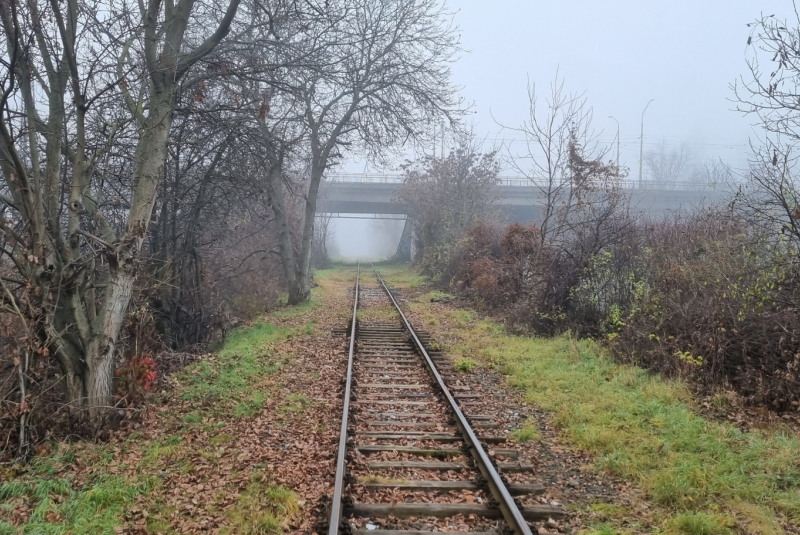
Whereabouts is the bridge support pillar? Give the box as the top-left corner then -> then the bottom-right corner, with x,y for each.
395,217 -> 413,262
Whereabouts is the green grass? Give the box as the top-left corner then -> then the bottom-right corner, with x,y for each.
372,263 -> 428,288
454,357 -> 477,373
235,391 -> 268,418
2,299 -> 318,532
445,317 -> 800,532
510,419 -> 541,443
280,393 -> 312,416
179,321 -> 291,411
182,410 -> 202,424
668,512 -> 733,535
0,471 -> 159,535
270,292 -> 321,317
584,525 -> 618,535
222,474 -> 299,535
422,290 -> 454,301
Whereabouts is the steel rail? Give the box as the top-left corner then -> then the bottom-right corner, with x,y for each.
371,263 -> 533,535
328,262 -> 360,535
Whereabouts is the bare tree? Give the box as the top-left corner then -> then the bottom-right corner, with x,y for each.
312,213 -> 335,269
257,0 -> 461,303
735,6 -> 800,141
397,135 -> 500,273
0,0 -> 241,427
692,158 -> 733,186
643,141 -> 693,185
501,73 -> 624,245
733,7 -> 800,258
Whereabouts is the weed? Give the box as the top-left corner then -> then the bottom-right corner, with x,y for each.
423,312 -> 439,326
280,393 -> 312,416
454,310 -> 472,325
375,265 -> 428,288
589,502 -> 627,519
710,390 -> 735,409
585,524 -> 620,535
182,411 -> 202,424
0,481 -> 29,500
209,434 -> 234,444
358,305 -> 397,323
454,357 -> 477,373
510,420 -> 541,443
668,512 -> 733,535
423,290 -> 452,301
235,391 -> 267,418
223,475 -> 299,535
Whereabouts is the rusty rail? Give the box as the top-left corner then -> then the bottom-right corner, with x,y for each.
328,263 -> 359,535
371,263 -> 534,535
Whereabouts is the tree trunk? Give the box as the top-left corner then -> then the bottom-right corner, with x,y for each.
287,162 -> 324,305
288,277 -> 311,305
85,268 -> 135,422
261,142 -> 302,303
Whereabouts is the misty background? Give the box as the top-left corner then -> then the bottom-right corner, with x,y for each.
329,0 -> 787,260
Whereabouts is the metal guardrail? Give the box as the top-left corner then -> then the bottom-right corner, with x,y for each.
325,173 -> 724,191
319,213 -> 408,220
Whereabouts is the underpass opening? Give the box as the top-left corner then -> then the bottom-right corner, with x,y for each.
319,213 -> 409,262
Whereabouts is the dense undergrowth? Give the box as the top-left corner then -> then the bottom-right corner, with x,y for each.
440,213 -> 800,413
380,264 -> 800,534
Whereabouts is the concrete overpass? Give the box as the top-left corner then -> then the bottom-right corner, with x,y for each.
317,174 -> 730,223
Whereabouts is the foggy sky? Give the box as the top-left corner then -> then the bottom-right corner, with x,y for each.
450,0 -> 787,173
332,0 -> 790,259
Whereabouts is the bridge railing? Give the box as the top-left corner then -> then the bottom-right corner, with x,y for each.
325,173 -> 726,191
326,173 -> 404,184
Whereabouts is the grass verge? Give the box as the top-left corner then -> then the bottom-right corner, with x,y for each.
372,263 -> 429,288
393,263 -> 800,534
459,319 -> 799,532
0,296 -> 319,533
0,458 -> 159,535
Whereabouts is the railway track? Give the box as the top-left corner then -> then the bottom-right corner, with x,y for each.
325,264 -> 565,535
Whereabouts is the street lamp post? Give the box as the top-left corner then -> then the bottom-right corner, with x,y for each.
639,99 -> 654,188
608,116 -> 620,171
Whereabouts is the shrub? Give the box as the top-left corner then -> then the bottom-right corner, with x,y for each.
115,354 -> 158,406
449,208 -> 800,412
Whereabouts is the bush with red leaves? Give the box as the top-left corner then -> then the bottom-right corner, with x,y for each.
453,222 -> 570,334
115,353 -> 158,406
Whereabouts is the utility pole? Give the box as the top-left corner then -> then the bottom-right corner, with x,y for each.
639,99 -> 654,188
608,115 -> 620,172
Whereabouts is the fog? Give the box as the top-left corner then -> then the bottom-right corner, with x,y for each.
332,0 -> 791,259
329,217 -> 406,261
